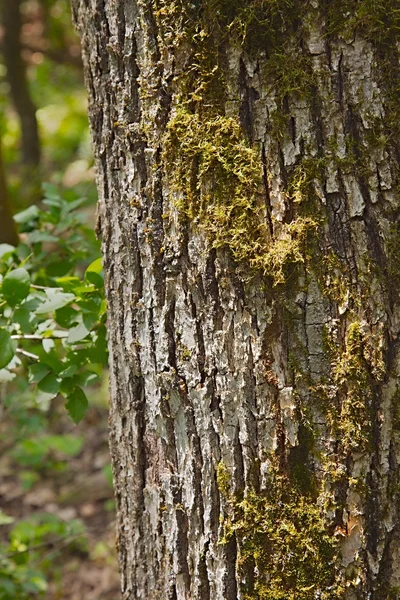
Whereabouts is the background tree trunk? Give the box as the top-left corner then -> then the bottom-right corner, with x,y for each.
72,1 -> 400,598
1,0 -> 41,169
0,137 -> 18,245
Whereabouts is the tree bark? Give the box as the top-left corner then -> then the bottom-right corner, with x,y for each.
1,0 -> 41,168
72,1 -> 400,598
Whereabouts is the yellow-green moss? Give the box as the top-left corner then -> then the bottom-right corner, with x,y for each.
325,0 -> 400,45
164,107 -> 318,284
216,460 -> 231,497
386,223 -> 400,281
325,321 -> 385,453
220,470 -> 344,600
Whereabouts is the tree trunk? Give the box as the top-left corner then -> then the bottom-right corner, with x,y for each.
72,1 -> 400,598
0,137 -> 18,246
1,0 -> 41,167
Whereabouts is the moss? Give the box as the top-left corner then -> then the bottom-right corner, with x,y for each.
386,223 -> 400,281
324,0 -> 400,45
154,0 -> 326,286
325,321 -> 385,453
220,469 -> 344,599
287,422 -> 317,495
164,107 -> 318,284
216,460 -> 231,497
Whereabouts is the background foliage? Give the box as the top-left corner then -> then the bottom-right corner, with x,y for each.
0,2 -> 119,598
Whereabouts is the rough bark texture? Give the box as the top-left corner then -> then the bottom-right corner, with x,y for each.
72,1 -> 400,598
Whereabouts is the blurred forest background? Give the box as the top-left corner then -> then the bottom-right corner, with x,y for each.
0,1 -> 120,598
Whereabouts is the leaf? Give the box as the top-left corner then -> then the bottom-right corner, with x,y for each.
13,204 -> 40,224
75,370 -> 99,387
38,350 -> 63,374
37,373 -> 60,396
85,257 -> 104,287
0,328 -> 15,369
65,387 -> 88,423
86,257 -> 103,275
2,268 -> 31,306
35,289 -> 75,314
13,307 -> 36,333
42,182 -> 61,201
42,338 -> 55,353
67,313 -> 97,344
0,243 -> 15,259
86,271 -> 104,288
67,321 -> 91,344
65,196 -> 88,212
28,363 -> 51,383
58,364 -> 78,378
56,276 -> 81,292
21,297 -> 43,311
27,231 -> 59,244
55,306 -> 79,328
47,260 -> 73,277
87,328 -> 108,366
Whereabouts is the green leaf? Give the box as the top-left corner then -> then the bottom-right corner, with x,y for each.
0,243 -> 15,259
28,363 -> 50,383
0,328 -> 15,369
37,373 -> 60,396
74,370 -> 99,387
27,231 -> 59,244
67,313 -> 97,344
65,387 -> 88,423
55,306 -> 79,328
37,350 -> 64,374
13,204 -> 40,224
58,364 -> 78,378
2,268 -> 31,306
13,307 -> 37,334
35,289 -> 75,314
60,377 -> 75,395
85,257 -> 103,287
86,257 -> 103,275
67,321 -> 91,344
55,276 -> 81,292
47,260 -> 73,277
42,182 -> 61,201
86,271 -> 104,288
87,328 -> 108,366
21,297 -> 42,311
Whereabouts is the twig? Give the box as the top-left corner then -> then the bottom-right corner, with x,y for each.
16,348 -> 39,360
11,334 -> 67,340
30,284 -> 63,292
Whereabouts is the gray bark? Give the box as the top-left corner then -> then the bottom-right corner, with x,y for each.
72,1 -> 400,598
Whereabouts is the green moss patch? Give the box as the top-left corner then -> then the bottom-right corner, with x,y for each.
220,471 -> 344,599
164,108 -> 318,283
